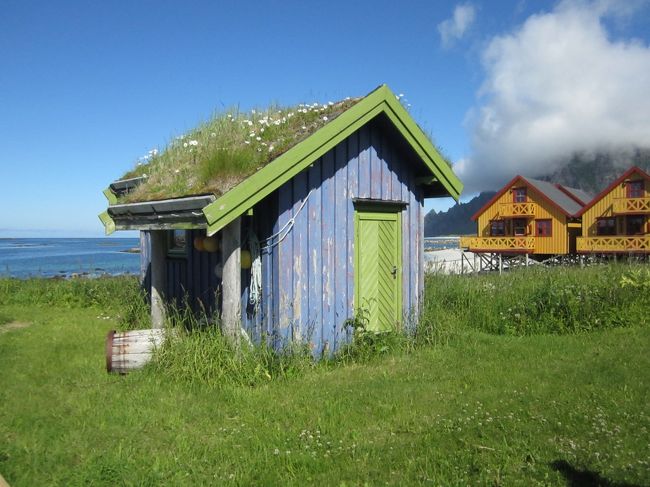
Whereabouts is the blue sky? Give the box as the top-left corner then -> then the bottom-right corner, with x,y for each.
1,0 -> 649,237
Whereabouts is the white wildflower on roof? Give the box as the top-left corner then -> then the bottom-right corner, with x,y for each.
268,145 -> 274,152
244,140 -> 251,144
257,148 -> 262,152
227,113 -> 232,118
183,142 -> 188,148
188,140 -> 198,146
210,132 -> 216,137
301,125 -> 307,130
322,116 -> 328,121
175,169 -> 180,174
256,136 -> 261,141
251,109 -> 256,114
247,121 -> 253,127
328,101 -> 333,106
260,127 -> 265,133
249,132 -> 256,137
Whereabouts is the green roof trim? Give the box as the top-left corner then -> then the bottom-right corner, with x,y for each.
202,85 -> 463,235
103,187 -> 118,205
98,211 -> 116,235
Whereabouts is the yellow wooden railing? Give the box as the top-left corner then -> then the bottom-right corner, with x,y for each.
577,236 -> 649,253
460,236 -> 535,251
613,197 -> 650,214
499,202 -> 536,217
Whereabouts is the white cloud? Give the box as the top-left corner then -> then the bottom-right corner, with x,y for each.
438,3 -> 476,48
457,0 -> 650,192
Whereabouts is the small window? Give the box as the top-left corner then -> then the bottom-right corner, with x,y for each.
168,230 -> 187,256
596,218 -> 616,236
626,215 -> 645,235
627,180 -> 644,199
490,220 -> 505,236
513,218 -> 527,236
513,188 -> 527,203
536,219 -> 552,237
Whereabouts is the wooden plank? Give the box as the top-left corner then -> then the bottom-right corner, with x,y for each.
370,122 -> 382,199
277,181 -> 294,346
221,217 -> 241,348
334,139 -> 349,351
321,149 -> 336,355
346,133 -> 359,343
149,230 -> 167,329
358,125 -> 371,199
308,160 -> 323,353
292,171 -> 309,345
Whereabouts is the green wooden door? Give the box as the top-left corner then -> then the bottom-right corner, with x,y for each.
354,209 -> 402,331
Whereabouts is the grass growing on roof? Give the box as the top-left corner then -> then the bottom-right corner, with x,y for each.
120,98 -> 360,203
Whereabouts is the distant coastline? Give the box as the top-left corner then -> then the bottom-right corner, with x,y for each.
0,237 -> 140,279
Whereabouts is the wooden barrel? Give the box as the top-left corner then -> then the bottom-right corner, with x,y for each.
106,329 -> 165,374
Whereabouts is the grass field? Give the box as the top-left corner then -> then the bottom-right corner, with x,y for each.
0,266 -> 648,485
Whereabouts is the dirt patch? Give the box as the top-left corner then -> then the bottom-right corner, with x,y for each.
0,321 -> 31,335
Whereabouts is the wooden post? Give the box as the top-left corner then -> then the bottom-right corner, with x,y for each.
221,217 -> 241,349
498,253 -> 503,275
473,253 -> 478,275
150,230 -> 167,329
525,253 -> 529,267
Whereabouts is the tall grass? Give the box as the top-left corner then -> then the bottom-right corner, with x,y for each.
0,276 -> 150,330
417,264 -> 649,344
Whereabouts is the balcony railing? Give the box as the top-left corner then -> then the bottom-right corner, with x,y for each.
460,236 -> 535,252
613,197 -> 650,214
576,236 -> 649,253
499,202 -> 536,217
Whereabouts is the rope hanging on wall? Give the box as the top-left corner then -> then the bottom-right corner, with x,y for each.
248,231 -> 262,310
261,189 -> 313,251
247,189 -> 313,311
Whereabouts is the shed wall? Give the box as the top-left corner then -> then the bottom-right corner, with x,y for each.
244,120 -> 424,354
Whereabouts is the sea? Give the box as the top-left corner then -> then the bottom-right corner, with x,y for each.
0,238 -> 141,279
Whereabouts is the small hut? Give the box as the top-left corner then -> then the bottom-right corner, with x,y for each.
100,85 -> 463,354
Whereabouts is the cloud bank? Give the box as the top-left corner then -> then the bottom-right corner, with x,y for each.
456,0 -> 650,192
438,3 -> 476,48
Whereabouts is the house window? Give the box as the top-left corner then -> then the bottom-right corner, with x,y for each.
596,218 -> 616,236
536,219 -> 552,237
490,220 -> 505,236
168,230 -> 187,256
513,187 -> 527,203
626,180 -> 644,198
626,215 -> 645,235
513,218 -> 527,236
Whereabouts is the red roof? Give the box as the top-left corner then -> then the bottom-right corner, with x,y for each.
574,166 -> 650,217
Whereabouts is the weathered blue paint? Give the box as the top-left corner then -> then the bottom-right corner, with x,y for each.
242,117 -> 426,355
141,117 -> 429,355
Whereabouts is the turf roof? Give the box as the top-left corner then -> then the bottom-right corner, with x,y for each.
118,97 -> 361,203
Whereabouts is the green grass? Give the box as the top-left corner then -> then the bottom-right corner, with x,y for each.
119,98 -> 360,203
0,266 -> 649,485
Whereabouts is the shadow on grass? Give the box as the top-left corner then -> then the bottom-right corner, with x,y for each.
551,460 -> 642,487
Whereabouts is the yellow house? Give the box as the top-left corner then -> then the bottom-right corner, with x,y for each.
576,166 -> 650,254
461,176 -> 590,256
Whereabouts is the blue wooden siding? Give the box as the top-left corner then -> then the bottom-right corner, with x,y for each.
244,119 -> 424,354
141,118 -> 426,354
140,230 -> 223,316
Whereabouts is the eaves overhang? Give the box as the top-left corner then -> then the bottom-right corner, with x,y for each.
99,195 -> 215,235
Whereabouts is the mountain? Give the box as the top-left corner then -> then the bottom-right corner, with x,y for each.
424,192 -> 495,237
538,148 -> 650,195
424,148 -> 650,237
